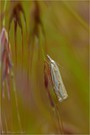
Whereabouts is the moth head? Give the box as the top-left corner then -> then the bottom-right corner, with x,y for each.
47,55 -> 55,64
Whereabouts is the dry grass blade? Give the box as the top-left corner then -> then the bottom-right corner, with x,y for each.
8,1 -> 26,70
28,0 -> 46,78
44,61 -> 54,108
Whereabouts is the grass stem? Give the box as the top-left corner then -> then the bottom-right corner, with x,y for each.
11,72 -> 22,132
3,0 -> 7,27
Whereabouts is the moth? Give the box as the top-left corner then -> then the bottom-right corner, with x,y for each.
47,55 -> 68,102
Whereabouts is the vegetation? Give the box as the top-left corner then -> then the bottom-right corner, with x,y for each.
0,0 -> 89,134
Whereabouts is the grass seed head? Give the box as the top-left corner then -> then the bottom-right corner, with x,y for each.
0,27 -> 13,82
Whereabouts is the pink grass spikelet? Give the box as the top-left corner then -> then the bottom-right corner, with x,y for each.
0,27 -> 22,131
0,27 -> 13,99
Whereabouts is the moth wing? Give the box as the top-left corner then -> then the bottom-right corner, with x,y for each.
55,63 -> 68,100
50,63 -> 63,101
53,62 -> 68,101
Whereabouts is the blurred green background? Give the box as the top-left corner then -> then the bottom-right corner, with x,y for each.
0,0 -> 89,134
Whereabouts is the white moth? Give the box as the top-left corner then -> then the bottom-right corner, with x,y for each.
47,55 -> 68,102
